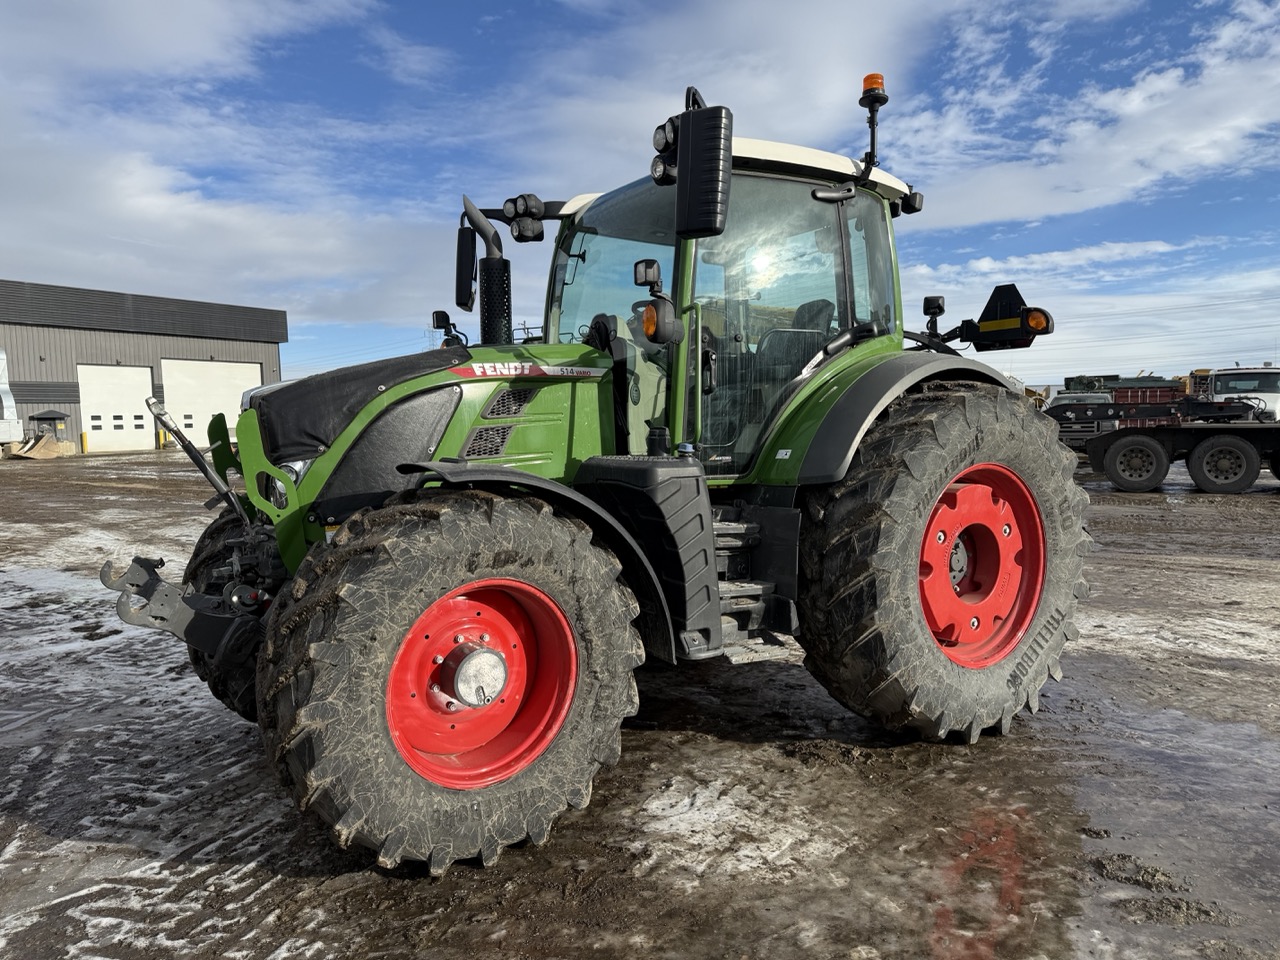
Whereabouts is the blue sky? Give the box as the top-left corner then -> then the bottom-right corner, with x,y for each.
3,0 -> 1280,388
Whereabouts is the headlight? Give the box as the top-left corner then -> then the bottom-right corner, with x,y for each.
269,459 -> 312,509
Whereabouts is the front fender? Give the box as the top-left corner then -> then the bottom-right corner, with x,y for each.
397,460 -> 677,664
796,353 -> 1013,485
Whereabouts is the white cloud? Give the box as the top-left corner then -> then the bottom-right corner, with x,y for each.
362,25 -> 453,88
912,0 -> 1280,227
0,0 -> 372,80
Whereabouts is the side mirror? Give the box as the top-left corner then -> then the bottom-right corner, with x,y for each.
674,104 -> 732,239
455,226 -> 476,311
651,88 -> 733,240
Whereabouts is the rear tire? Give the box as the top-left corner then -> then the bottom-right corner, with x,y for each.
798,383 -> 1089,742
182,508 -> 260,722
1187,435 -> 1260,493
256,489 -> 643,873
1102,435 -> 1169,492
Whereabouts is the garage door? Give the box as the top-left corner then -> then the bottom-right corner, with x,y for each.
78,364 -> 155,453
161,359 -> 262,442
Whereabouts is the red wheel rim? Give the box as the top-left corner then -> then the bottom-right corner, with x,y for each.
385,578 -> 577,789
917,463 -> 1046,668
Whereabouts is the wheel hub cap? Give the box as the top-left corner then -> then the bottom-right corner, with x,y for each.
1208,451 -> 1242,480
385,578 -> 577,789
440,642 -> 508,707
918,463 -> 1047,669
1123,450 -> 1152,475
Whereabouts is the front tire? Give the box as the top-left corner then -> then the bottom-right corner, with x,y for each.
183,508 -> 260,722
798,383 -> 1089,742
256,490 -> 643,873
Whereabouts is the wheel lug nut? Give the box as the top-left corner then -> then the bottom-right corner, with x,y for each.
479,633 -> 490,643
1002,524 -> 1011,537
936,531 -> 946,543
430,683 -> 441,693
445,700 -> 458,712
969,617 -> 980,630
432,655 -> 444,665
453,634 -> 464,643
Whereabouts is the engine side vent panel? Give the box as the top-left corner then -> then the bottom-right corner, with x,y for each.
483,387 -> 538,419
463,425 -> 514,459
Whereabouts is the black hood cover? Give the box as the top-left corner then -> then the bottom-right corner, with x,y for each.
252,345 -> 472,464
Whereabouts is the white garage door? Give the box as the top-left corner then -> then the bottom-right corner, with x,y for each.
78,364 -> 155,453
161,359 -> 262,442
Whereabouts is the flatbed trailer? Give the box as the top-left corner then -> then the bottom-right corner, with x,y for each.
1087,421 -> 1280,493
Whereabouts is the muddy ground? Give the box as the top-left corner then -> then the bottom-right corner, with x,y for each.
0,450 -> 1277,960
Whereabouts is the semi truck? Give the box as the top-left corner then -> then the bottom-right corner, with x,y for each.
1086,392 -> 1280,493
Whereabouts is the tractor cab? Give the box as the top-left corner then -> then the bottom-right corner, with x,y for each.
543,148 -> 905,475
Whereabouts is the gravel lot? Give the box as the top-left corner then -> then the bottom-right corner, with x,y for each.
1,450 -> 1277,959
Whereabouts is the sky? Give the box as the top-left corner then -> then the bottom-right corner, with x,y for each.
3,0 -> 1280,389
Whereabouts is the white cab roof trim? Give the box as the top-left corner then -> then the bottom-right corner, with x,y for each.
558,137 -> 912,219
733,137 -> 911,198
560,193 -> 601,217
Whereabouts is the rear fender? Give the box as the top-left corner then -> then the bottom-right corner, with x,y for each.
797,353 -> 1013,485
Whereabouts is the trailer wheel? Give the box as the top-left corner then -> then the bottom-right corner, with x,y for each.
1187,435 -> 1260,494
182,508 -> 261,722
256,489 -> 642,873
798,383 -> 1089,742
1101,435 -> 1170,492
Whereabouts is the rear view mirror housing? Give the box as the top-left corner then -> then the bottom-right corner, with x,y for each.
651,88 -> 733,240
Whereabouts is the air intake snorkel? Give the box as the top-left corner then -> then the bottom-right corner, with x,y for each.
458,195 -> 513,346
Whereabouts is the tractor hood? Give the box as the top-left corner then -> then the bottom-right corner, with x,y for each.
251,344 -> 472,464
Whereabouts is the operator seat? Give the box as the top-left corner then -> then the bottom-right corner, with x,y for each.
794,298 -> 836,335
754,299 -> 833,382
749,299 -> 836,424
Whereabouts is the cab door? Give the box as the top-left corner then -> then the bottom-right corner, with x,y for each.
692,175 -> 899,477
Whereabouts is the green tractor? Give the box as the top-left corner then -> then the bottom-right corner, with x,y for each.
103,78 -> 1087,874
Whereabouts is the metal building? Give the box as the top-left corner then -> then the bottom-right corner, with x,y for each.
0,279 -> 286,453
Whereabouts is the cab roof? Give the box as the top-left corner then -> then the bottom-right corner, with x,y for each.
732,137 -> 911,198
560,136 -> 912,217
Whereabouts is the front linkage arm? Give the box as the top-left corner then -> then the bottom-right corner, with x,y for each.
99,556 -> 263,668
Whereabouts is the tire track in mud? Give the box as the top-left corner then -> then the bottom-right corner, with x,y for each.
0,571 -> 335,959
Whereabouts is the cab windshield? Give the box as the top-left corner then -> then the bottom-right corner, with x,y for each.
547,178 -> 676,453
547,178 -> 675,344
1212,371 -> 1280,394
